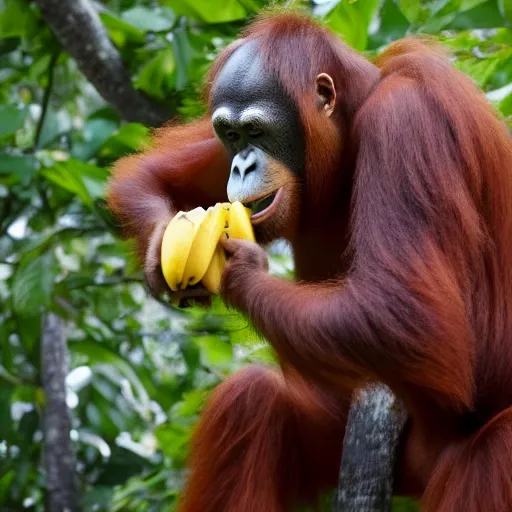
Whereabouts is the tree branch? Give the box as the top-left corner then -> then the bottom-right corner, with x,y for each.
34,51 -> 59,151
34,0 -> 173,127
333,384 -> 407,512
41,313 -> 82,512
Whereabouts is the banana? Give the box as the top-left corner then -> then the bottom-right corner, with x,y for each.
201,243 -> 227,294
224,201 -> 255,241
160,207 -> 206,291
199,201 -> 254,293
182,203 -> 228,288
160,201 -> 255,297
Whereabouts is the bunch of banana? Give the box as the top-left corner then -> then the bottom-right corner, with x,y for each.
161,201 -> 255,295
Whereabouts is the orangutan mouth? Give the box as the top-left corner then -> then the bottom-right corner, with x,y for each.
245,188 -> 283,223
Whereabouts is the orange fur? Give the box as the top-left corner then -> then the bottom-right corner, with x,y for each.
178,366 -> 346,512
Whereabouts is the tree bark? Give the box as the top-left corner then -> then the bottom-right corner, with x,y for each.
333,384 -> 407,512
41,313 -> 82,512
34,0 -> 172,127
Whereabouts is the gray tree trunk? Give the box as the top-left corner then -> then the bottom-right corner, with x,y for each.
35,0 -> 172,127
41,313 -> 82,512
333,384 -> 408,512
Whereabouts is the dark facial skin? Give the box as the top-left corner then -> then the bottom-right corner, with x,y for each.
210,42 -> 305,210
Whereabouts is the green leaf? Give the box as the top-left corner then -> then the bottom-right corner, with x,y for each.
498,0 -> 512,21
170,389 -> 206,419
36,108 -> 72,149
121,6 -> 175,32
165,0 -> 247,23
415,0 -> 463,33
0,470 -> 15,502
83,487 -> 114,510
0,0 -> 38,39
461,0 -> 490,8
429,0 -> 463,17
95,288 -> 123,323
134,48 -> 176,100
500,92 -> 512,116
83,485 -> 114,511
99,123 -> 151,160
456,56 -> 500,88
324,0 -> 380,50
154,423 -> 190,462
448,1 -> 505,29
42,163 -> 91,205
0,153 -> 36,185
237,0 -> 268,12
245,344 -> 276,365
0,105 -> 27,138
70,340 -> 150,406
42,160 -> 108,207
99,12 -> 145,46
195,335 -> 233,368
368,0 -> 409,49
171,27 -> 195,91
12,251 -> 57,316
397,0 -> 421,23
17,314 -> 42,353
71,117 -> 119,161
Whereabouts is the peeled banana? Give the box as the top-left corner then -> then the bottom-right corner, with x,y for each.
160,201 -> 254,296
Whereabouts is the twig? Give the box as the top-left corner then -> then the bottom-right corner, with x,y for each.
34,51 -> 59,151
0,366 -> 34,387
34,51 -> 59,223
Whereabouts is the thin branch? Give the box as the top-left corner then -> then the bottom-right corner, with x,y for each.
55,296 -> 79,319
0,366 -> 34,387
34,52 -> 59,225
34,51 -> 59,151
34,0 -> 173,127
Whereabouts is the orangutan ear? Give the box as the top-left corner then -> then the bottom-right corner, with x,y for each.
316,73 -> 336,117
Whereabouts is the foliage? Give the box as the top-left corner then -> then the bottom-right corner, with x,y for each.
0,0 -> 510,510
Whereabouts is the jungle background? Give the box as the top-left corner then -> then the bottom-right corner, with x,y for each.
0,0 -> 511,510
